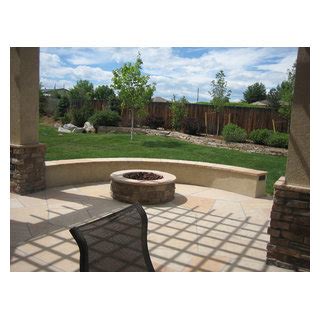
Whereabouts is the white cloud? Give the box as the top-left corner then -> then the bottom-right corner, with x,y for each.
40,52 -> 113,84
40,78 -> 74,89
40,47 -> 298,102
71,66 -> 112,81
40,52 -> 62,67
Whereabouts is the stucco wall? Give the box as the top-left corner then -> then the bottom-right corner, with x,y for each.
45,158 -> 267,198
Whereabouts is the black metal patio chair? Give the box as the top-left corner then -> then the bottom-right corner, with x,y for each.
70,203 -> 155,272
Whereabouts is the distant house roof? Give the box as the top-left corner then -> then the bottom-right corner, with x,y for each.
152,96 -> 168,103
43,88 -> 69,96
250,100 -> 269,106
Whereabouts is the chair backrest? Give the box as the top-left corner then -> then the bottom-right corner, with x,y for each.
70,203 -> 155,272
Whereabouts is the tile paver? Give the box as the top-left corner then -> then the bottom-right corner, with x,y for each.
10,182 -> 292,272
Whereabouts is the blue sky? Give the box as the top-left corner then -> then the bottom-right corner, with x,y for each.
40,47 -> 298,102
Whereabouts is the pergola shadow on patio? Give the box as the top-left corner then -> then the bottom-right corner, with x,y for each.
10,182 -> 289,272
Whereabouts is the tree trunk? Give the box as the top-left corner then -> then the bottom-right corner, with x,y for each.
216,113 -> 220,136
131,109 -> 134,140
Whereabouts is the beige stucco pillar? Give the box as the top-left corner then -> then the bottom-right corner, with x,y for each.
266,47 -> 310,271
10,47 -> 46,194
285,47 -> 310,187
10,48 -> 40,145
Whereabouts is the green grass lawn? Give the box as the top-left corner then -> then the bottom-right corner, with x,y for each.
40,123 -> 286,194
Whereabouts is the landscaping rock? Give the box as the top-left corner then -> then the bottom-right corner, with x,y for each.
58,126 -> 72,133
67,124 -> 288,156
63,123 -> 78,131
72,127 -> 84,133
58,123 -> 84,133
97,126 -> 108,133
84,121 -> 95,133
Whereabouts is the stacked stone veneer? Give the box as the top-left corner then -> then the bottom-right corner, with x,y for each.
267,177 -> 310,271
110,170 -> 176,205
10,144 -> 46,195
111,179 -> 175,205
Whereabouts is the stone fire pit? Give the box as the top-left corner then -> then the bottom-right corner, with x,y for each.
110,169 -> 176,204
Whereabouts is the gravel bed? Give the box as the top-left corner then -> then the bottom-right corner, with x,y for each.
143,128 -> 288,156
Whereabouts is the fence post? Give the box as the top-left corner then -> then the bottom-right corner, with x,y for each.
272,119 -> 276,132
205,112 -> 208,136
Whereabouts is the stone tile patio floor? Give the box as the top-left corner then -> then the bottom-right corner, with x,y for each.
10,182 -> 292,272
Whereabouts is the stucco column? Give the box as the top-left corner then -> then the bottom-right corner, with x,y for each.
11,48 -> 40,145
285,48 -> 310,187
10,47 -> 46,194
266,48 -> 310,271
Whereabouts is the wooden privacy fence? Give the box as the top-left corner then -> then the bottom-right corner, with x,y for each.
70,99 -> 108,111
119,102 -> 289,134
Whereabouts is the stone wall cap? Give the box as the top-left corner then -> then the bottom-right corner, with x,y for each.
274,176 -> 310,193
111,169 -> 176,185
11,143 -> 46,149
45,158 -> 267,177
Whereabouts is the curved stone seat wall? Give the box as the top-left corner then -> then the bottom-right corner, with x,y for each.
45,158 -> 267,198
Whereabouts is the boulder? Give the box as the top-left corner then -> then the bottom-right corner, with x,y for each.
97,126 -> 108,133
72,127 -> 84,133
58,126 -> 72,133
63,123 -> 77,131
84,121 -> 95,133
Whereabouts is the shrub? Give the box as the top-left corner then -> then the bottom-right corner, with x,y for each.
70,106 -> 94,127
144,115 -> 165,129
249,129 -> 273,145
89,110 -> 121,128
222,123 -> 247,142
182,117 -> 201,135
169,96 -> 188,130
61,111 -> 71,125
55,95 -> 70,118
266,132 -> 289,148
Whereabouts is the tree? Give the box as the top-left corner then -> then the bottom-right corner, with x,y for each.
94,85 -> 113,100
55,95 -> 70,118
267,87 -> 281,109
243,82 -> 267,103
51,86 -> 62,99
69,80 -> 94,105
39,83 -> 47,116
111,53 -> 156,140
278,63 -> 296,127
94,85 -> 120,112
208,70 -> 231,135
169,95 -> 188,130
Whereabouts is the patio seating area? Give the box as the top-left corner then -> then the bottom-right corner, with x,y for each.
10,182 -> 290,272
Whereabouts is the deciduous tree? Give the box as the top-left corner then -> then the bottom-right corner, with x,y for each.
267,87 -> 281,109
208,70 -> 231,135
69,80 -> 94,105
169,95 -> 188,130
94,85 -> 120,112
278,63 -> 296,127
111,53 -> 156,140
39,83 -> 47,116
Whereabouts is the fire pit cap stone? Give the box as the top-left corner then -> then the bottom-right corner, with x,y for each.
110,169 -> 176,186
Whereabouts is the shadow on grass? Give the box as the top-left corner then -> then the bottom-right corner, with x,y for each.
142,140 -> 184,148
